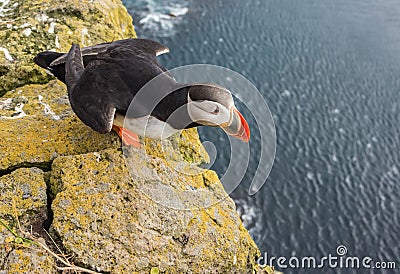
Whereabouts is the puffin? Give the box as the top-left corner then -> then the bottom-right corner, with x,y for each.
33,38 -> 250,147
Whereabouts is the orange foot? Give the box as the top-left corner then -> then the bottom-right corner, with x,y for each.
112,125 -> 141,148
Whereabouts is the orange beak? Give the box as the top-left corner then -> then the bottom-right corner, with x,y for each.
221,107 -> 250,142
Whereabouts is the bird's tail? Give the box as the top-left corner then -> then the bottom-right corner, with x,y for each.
33,51 -> 66,83
33,51 -> 64,69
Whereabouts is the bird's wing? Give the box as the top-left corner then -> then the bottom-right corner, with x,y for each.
122,38 -> 170,56
50,38 -> 169,66
66,44 -> 119,133
69,63 -> 121,133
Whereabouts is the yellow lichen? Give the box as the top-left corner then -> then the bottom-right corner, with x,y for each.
48,148 -> 268,273
0,0 -> 273,272
0,0 -> 136,95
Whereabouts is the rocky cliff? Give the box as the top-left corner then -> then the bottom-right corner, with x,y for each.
0,0 -> 273,273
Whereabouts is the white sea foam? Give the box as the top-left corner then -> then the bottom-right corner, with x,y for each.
281,90 -> 291,97
127,0 -> 190,37
392,165 -> 399,175
169,6 -> 188,17
235,198 -> 263,242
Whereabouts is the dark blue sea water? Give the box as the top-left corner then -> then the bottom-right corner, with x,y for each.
122,0 -> 400,273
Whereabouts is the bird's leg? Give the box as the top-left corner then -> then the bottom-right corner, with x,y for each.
112,125 -> 141,148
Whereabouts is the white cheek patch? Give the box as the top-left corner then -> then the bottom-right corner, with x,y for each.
188,100 -> 231,126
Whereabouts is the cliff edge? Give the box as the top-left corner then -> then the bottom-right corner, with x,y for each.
0,0 -> 273,273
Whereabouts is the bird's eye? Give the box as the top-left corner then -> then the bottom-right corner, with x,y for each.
212,106 -> 220,115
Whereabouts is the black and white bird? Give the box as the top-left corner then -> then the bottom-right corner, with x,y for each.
33,38 -> 250,147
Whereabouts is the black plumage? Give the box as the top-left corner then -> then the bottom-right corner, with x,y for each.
34,38 -> 198,133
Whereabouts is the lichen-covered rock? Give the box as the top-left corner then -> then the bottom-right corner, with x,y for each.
0,168 -> 47,229
0,0 -> 136,95
144,128 -> 210,166
0,80 -> 121,172
0,243 -> 55,274
0,0 -> 272,272
0,168 -> 55,273
50,148 -> 262,273
0,79 -> 208,174
0,0 -> 137,171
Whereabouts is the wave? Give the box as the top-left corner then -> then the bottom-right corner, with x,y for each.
235,198 -> 263,242
123,0 -> 190,38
